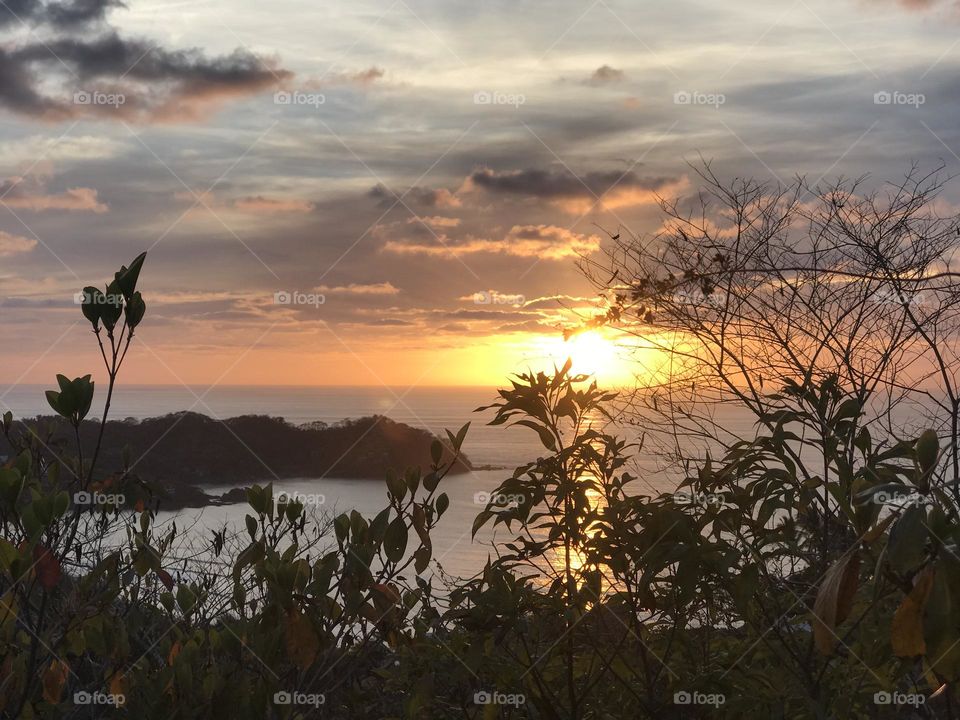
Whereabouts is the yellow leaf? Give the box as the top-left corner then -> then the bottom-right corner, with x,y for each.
41,659 -> 69,705
167,640 -> 181,666
812,552 -> 861,655
892,567 -> 935,657
108,673 -> 127,706
285,609 -> 319,671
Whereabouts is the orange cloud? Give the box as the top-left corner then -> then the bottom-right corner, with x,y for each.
384,224 -> 601,260
0,231 -> 37,256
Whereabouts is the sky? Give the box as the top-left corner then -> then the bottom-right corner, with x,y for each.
1,0 -> 960,388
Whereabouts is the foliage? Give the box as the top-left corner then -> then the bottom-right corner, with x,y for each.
4,219 -> 960,719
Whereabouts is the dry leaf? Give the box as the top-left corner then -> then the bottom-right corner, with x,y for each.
812,552 -> 861,655
892,567 -> 935,657
41,659 -> 69,704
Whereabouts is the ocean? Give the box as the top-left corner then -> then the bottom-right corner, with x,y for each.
0,384 -> 736,580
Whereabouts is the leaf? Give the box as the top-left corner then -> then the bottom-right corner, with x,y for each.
285,609 -> 319,671
892,567 -> 935,657
79,286 -> 102,326
108,673 -> 127,705
41,659 -> 69,704
812,552 -> 861,655
412,505 -> 431,551
156,568 -> 174,591
384,517 -> 408,564
114,252 -> 147,300
436,492 -> 449,517
887,505 -> 929,575
513,420 -> 556,451
414,546 -> 431,574
33,545 -> 60,590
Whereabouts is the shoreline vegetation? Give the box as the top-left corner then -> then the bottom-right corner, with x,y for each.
0,412 -> 475,510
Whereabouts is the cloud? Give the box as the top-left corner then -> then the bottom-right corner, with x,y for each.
0,175 -> 108,212
368,183 -> 462,209
409,215 -> 461,229
0,0 -> 123,29
467,166 -> 683,212
233,196 -> 315,214
0,5 -> 292,122
304,66 -> 384,88
383,224 -> 601,260
314,282 -> 400,295
0,231 -> 37,256
584,65 -> 626,86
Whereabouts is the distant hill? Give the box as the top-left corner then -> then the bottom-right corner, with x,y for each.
1,413 -> 472,509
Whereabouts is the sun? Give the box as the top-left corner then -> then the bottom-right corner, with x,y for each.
535,330 -> 623,382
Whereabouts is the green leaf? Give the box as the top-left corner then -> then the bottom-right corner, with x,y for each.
114,252 -> 147,301
436,492 -> 449,517
124,292 -> 146,329
79,286 -> 103,326
384,516 -> 408,563
887,505 -> 929,576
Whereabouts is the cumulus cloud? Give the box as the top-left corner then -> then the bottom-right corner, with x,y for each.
0,231 -> 37,256
0,0 -> 122,29
383,224 -> 601,259
0,175 -> 107,212
467,166 -> 683,212
368,183 -> 462,209
0,2 -> 291,122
